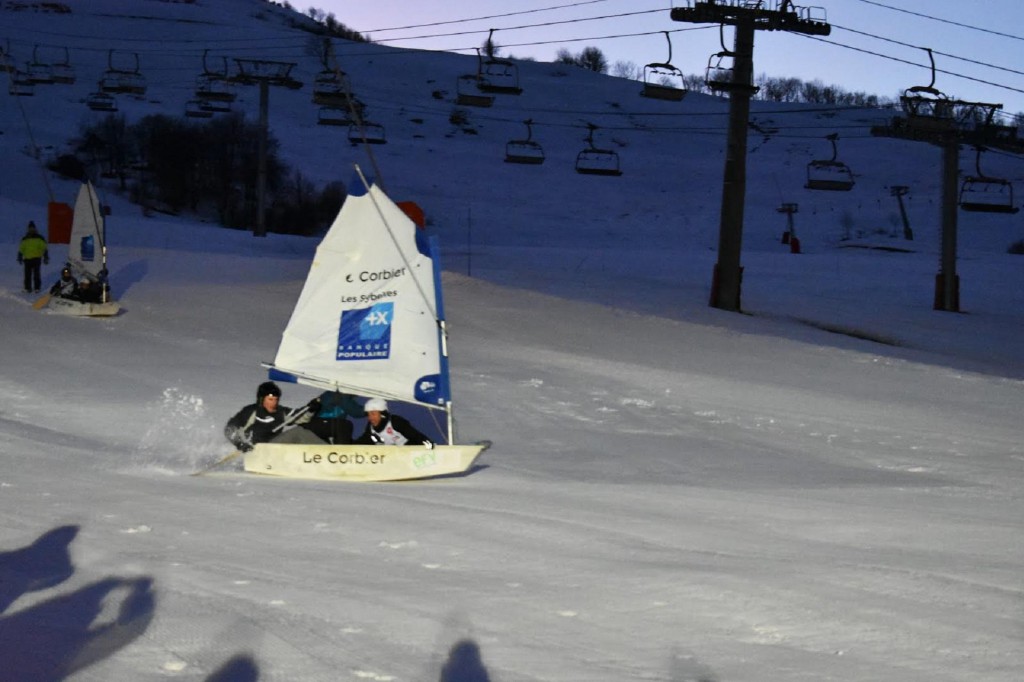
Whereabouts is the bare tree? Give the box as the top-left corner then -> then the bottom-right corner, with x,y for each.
612,60 -> 642,81
578,46 -> 608,73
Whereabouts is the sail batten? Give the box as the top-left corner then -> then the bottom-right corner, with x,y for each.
270,176 -> 450,409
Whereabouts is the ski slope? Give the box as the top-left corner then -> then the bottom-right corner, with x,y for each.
0,1 -> 1022,680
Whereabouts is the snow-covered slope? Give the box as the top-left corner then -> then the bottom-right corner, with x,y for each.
0,2 -> 1021,681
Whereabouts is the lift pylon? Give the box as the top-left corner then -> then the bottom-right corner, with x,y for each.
672,0 -> 830,312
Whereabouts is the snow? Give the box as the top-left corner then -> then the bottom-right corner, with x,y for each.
1,1 -> 1022,680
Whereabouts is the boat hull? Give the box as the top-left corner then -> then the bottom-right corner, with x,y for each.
48,296 -> 121,316
244,442 -> 487,482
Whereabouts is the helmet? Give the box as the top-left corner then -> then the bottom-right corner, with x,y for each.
364,398 -> 388,413
257,381 -> 281,401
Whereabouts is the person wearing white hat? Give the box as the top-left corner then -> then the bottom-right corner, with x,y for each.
357,398 -> 434,448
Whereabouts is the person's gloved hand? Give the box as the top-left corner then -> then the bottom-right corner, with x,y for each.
305,397 -> 321,413
423,440 -> 434,450
17,254 -> 23,264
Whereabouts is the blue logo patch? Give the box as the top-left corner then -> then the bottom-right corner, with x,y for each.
337,302 -> 393,360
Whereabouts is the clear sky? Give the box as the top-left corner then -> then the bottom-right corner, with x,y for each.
311,0 -> 1024,117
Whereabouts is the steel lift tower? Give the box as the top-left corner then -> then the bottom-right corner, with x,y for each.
672,1 -> 830,312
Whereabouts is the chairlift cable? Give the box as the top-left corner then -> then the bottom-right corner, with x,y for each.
851,0 -> 1024,43
834,24 -> 1024,79
2,65 -> 53,202
794,33 -> 1024,98
355,4 -> 659,37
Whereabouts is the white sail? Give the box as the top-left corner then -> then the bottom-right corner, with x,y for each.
67,181 -> 106,279
267,174 -> 449,410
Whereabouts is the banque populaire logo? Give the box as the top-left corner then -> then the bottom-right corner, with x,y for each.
336,302 -> 393,360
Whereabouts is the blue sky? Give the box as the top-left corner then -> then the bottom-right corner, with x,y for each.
315,0 -> 1024,116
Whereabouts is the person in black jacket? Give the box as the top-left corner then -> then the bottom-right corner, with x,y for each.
224,381 -> 322,451
49,265 -> 81,299
356,398 -> 434,448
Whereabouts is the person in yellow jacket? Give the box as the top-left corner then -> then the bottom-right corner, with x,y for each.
16,221 -> 49,293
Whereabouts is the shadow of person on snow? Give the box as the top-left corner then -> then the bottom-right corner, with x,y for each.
0,525 -> 156,681
439,638 -> 491,682
206,653 -> 260,682
0,524 -> 78,614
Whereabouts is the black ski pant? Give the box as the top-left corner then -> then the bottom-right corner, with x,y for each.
22,258 -> 42,292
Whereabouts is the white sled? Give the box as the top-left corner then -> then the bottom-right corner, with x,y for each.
244,442 -> 487,482
47,296 -> 120,316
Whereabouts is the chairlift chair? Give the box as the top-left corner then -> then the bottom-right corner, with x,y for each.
317,106 -> 350,126
348,121 -> 387,145
100,70 -> 146,95
195,73 -> 235,102
704,26 -> 757,94
476,31 -> 522,95
641,32 -> 687,101
198,97 -> 232,114
26,46 -> 54,85
478,59 -> 521,94
575,124 -> 622,176
898,47 -> 955,135
85,90 -> 117,112
505,119 -> 545,165
50,47 -> 75,84
8,69 -> 34,96
185,98 -> 215,119
455,74 -> 494,107
311,69 -> 350,106
805,134 -> 854,191
959,177 -> 1017,214
100,50 -> 146,95
959,146 -> 1019,214
704,51 -> 758,93
194,52 -> 235,102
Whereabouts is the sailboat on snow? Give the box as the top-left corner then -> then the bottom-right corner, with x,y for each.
246,168 -> 488,481
45,181 -> 120,316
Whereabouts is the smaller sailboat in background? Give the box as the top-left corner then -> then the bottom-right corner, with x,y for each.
246,166 -> 488,482
43,181 -> 120,316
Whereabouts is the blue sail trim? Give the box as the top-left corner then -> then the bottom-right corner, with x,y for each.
414,373 -> 444,404
267,367 -> 299,384
415,227 -> 430,256
428,235 -> 452,405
